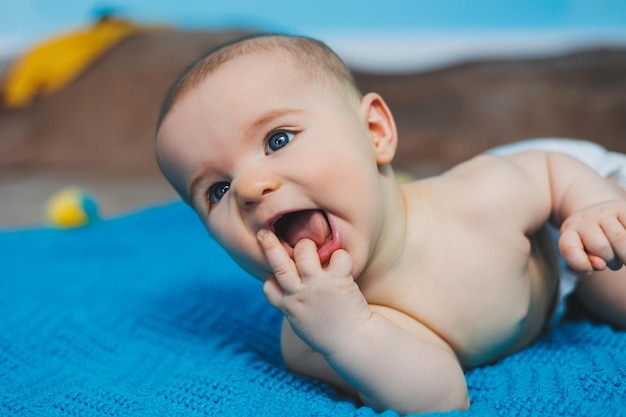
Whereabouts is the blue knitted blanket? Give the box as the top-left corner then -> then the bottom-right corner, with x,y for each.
1,201 -> 625,416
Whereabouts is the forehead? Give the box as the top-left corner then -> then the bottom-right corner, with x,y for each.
156,52 -> 340,199
164,51 -> 318,135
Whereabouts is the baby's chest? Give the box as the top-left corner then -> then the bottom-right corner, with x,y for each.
384,228 -> 557,367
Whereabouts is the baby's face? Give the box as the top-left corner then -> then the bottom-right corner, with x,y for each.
157,53 -> 392,280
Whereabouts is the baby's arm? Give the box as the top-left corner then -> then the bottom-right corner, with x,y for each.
257,230 -> 469,414
508,151 -> 626,272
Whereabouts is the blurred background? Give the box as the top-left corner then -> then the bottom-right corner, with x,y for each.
1,0 -> 626,227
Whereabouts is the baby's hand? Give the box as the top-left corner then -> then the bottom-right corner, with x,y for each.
257,229 -> 372,356
559,201 -> 626,272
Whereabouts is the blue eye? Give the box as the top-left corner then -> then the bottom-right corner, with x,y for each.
266,131 -> 294,154
208,182 -> 230,204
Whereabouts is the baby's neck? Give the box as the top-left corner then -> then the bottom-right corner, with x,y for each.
356,176 -> 417,292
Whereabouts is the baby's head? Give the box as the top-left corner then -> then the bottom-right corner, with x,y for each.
156,34 -> 399,280
157,34 -> 361,136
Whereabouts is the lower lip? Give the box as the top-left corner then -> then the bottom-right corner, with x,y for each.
317,215 -> 343,265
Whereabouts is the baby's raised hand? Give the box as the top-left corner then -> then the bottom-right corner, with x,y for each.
559,201 -> 626,272
257,229 -> 372,356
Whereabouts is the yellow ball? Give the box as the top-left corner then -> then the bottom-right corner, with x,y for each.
395,171 -> 414,184
46,187 -> 99,228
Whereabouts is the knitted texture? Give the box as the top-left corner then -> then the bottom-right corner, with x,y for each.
1,202 -> 625,416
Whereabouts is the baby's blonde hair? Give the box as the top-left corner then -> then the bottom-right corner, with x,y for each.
156,33 -> 361,133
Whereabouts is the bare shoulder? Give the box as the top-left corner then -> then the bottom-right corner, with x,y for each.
444,152 -> 549,188
409,152 -> 553,232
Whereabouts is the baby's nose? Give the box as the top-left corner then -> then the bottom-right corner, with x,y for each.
232,170 -> 281,208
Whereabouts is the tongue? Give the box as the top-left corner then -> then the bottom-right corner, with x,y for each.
281,210 -> 331,248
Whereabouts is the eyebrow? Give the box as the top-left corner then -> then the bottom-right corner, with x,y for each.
246,108 -> 306,137
187,108 -> 306,203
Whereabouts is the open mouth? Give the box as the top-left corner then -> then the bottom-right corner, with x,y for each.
273,209 -> 332,249
272,209 -> 343,265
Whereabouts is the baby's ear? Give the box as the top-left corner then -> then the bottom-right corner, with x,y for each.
360,93 -> 398,165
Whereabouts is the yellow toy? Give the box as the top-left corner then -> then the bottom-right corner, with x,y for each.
45,187 -> 99,228
2,16 -> 165,108
395,171 -> 414,184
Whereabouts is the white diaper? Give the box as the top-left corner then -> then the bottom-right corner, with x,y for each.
486,138 -> 626,323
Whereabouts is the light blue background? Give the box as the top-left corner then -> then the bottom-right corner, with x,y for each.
2,0 -> 626,71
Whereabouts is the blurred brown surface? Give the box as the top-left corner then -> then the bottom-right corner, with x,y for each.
0,30 -> 250,177
357,50 -> 626,176
1,29 -> 625,226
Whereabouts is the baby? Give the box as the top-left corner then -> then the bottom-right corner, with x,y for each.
155,34 -> 626,414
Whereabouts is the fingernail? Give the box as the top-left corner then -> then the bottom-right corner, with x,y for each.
257,229 -> 268,240
607,257 -> 623,271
